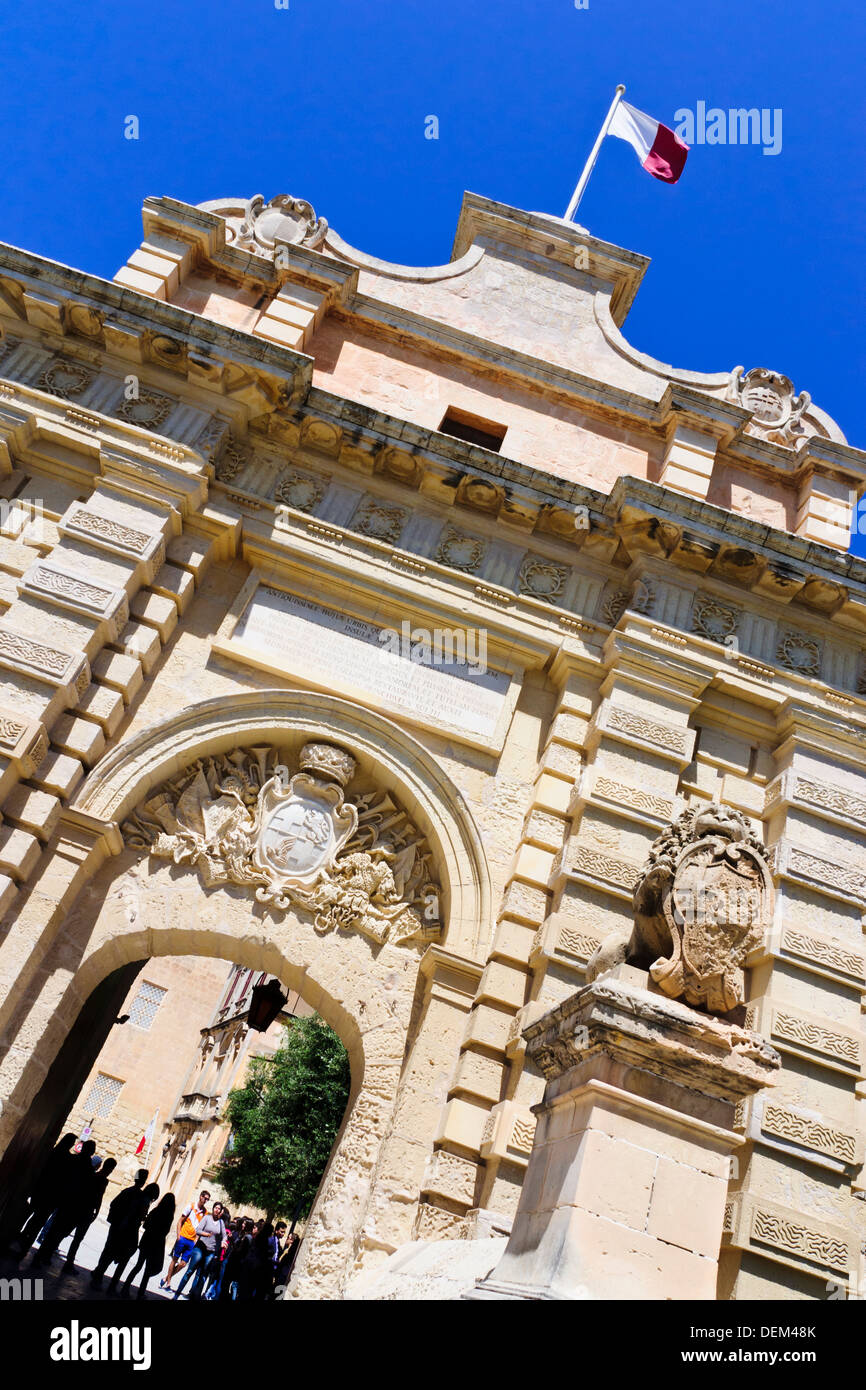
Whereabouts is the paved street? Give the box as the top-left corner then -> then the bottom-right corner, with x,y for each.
2,1216 -> 172,1302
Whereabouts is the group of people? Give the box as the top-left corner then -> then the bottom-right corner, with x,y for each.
7,1132 -> 301,1300
162,1189 -> 300,1301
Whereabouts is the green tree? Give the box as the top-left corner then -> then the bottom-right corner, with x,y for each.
216,1014 -> 351,1221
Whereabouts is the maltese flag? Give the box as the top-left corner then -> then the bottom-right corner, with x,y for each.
136,1111 -> 158,1156
608,100 -> 689,184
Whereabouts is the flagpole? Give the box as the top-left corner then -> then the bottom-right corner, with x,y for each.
145,1108 -> 159,1169
564,84 -> 626,222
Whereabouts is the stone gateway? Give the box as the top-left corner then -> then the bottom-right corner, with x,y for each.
0,187 -> 864,1300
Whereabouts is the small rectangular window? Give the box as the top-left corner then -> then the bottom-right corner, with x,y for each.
439,408 -> 507,452
128,981 -> 167,1031
84,1073 -> 124,1119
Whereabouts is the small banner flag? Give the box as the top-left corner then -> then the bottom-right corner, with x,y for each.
136,1111 -> 158,1156
607,100 -> 689,184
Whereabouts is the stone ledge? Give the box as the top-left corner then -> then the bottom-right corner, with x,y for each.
525,976 -> 782,1101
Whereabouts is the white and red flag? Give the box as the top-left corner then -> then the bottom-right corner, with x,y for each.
563,87 -> 689,223
136,1110 -> 158,1157
607,100 -> 689,184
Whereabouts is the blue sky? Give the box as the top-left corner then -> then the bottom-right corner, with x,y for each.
2,0 -> 864,550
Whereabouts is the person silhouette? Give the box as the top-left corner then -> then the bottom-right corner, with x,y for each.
64,1156 -> 117,1270
90,1169 -> 154,1292
14,1133 -> 76,1253
120,1193 -> 176,1299
32,1140 -> 97,1266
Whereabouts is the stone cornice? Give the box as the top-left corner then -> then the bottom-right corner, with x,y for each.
609,475 -> 866,596
237,513 -> 578,668
0,242 -> 312,410
5,337 -> 866,667
524,976 -> 781,1100
126,198 -> 863,472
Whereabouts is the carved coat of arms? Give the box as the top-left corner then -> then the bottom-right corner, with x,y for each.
727,367 -> 811,446
123,742 -> 441,948
588,804 -> 773,1014
253,769 -> 356,888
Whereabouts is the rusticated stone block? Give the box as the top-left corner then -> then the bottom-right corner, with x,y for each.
50,714 -> 106,766
0,785 -> 61,842
76,683 -> 125,737
420,1147 -> 480,1208
91,649 -> 144,703
0,823 -> 41,881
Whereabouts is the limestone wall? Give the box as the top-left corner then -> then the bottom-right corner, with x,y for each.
0,190 -> 865,1300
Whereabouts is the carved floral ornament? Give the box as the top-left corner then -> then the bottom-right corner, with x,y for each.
588,804 -> 773,1013
122,742 -> 442,949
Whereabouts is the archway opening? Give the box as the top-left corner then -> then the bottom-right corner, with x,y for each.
0,952 -> 353,1301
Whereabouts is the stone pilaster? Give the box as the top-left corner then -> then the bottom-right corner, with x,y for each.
722,699 -> 866,1297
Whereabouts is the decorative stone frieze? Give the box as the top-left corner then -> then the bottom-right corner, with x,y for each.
0,625 -> 89,702
739,1095 -> 862,1171
724,1194 -> 854,1281
114,387 -> 175,430
766,770 -> 866,833
692,593 -> 739,643
273,468 -> 327,513
518,557 -> 568,601
20,563 -> 129,640
777,629 -> 822,678
600,705 -> 692,759
59,505 -> 166,573
582,773 -> 674,824
768,839 -> 866,904
779,925 -> 866,987
352,497 -> 407,545
479,1100 -> 536,1168
563,845 -> 641,898
0,709 -> 48,777
747,998 -> 864,1076
37,357 -> 94,400
434,526 -> 486,573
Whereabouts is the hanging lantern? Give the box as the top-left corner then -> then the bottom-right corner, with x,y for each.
247,977 -> 287,1032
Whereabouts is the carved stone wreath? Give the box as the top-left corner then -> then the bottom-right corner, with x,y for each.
214,438 -> 250,483
122,741 -> 442,949
38,358 -> 93,400
693,596 -> 739,643
435,527 -> 486,574
115,389 -> 174,430
274,469 -> 326,513
777,631 -> 821,678
519,557 -> 568,601
352,498 -> 407,545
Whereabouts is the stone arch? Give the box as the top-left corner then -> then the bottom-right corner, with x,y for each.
0,691 -> 492,1297
73,689 -> 492,959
